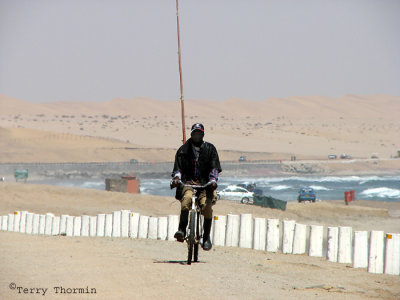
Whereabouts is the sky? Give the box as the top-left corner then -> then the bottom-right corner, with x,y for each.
0,0 -> 399,103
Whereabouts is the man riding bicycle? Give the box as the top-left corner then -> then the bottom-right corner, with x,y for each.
170,123 -> 222,251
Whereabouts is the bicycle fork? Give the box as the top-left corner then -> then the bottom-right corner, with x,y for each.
187,192 -> 202,245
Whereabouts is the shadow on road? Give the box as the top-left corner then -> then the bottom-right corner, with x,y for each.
153,260 -> 206,265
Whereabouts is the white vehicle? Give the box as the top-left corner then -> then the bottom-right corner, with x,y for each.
217,185 -> 254,204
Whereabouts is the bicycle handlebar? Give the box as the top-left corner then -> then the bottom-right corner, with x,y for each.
178,180 -> 214,189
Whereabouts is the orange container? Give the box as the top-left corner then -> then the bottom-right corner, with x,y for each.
121,176 -> 140,194
344,191 -> 350,205
350,190 -> 355,201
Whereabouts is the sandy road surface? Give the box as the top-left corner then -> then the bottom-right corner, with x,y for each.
1,232 -> 399,300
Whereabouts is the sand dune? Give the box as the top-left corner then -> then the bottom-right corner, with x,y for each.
1,94 -> 399,161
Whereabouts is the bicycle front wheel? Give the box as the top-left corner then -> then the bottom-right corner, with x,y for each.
187,211 -> 196,265
193,211 -> 200,262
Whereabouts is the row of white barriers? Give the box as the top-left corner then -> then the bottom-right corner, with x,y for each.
1,210 -> 399,276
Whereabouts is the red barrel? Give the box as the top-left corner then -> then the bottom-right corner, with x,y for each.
350,190 -> 355,201
344,191 -> 350,205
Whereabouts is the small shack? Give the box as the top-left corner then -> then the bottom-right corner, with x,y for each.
105,176 -> 140,194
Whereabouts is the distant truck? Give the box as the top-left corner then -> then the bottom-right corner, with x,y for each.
14,169 -> 28,182
298,187 -> 316,203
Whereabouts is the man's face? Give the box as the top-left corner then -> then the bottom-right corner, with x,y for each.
191,131 -> 204,144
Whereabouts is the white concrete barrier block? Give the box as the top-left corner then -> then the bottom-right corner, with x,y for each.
225,214 -> 240,247
7,213 -> 14,231
89,216 -> 97,237
309,225 -> 324,257
292,223 -> 307,254
25,213 -> 33,234
267,219 -> 280,252
253,218 -> 267,251
59,215 -> 69,235
39,214 -> 46,235
52,216 -> 60,235
104,214 -> 113,237
1,215 -> 8,231
138,215 -> 149,239
167,215 -> 179,241
13,211 -> 21,232
129,212 -> 140,238
368,230 -> 384,274
327,227 -> 339,262
239,214 -> 253,248
121,210 -> 131,237
96,214 -> 106,237
157,217 -> 168,240
73,216 -> 81,236
282,220 -> 296,254
338,226 -> 352,264
19,211 -> 28,233
45,213 -> 54,235
112,211 -> 121,237
32,214 -> 40,234
148,217 -> 158,240
80,215 -> 90,237
353,231 -> 368,268
65,216 -> 74,236
384,233 -> 400,275
213,215 -> 227,247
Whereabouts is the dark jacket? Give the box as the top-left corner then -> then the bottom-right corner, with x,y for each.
172,138 -> 222,199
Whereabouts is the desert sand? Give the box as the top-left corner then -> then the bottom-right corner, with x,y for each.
0,183 -> 399,299
1,94 -> 400,299
1,94 -> 400,163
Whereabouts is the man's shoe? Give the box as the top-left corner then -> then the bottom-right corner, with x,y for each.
175,210 -> 189,242
202,217 -> 213,251
202,237 -> 212,251
174,230 -> 185,242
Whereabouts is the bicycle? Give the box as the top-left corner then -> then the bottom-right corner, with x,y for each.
179,181 -> 213,265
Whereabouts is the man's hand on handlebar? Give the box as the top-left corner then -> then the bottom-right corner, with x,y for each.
170,177 -> 180,189
209,181 -> 218,190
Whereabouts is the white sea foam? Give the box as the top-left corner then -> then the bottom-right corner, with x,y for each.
360,187 -> 400,199
226,175 -> 400,184
270,185 -> 291,191
309,185 -> 330,191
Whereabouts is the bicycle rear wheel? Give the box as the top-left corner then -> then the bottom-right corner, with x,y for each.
193,212 -> 200,262
187,211 -> 196,265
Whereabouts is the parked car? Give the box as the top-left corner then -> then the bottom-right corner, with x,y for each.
129,159 -> 138,164
297,187 -> 316,203
238,156 -> 247,162
328,154 -> 337,159
217,185 -> 254,204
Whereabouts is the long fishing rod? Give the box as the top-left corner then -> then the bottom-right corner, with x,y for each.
176,0 -> 186,144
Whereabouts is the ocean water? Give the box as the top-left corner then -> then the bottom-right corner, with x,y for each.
29,175 -> 400,203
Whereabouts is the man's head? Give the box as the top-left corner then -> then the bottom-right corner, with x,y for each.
190,123 -> 204,146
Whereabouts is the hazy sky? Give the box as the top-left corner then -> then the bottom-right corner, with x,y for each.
1,0 -> 399,103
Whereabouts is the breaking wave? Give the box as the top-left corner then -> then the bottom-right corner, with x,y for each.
360,187 -> 400,199
309,185 -> 330,191
270,185 -> 291,191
